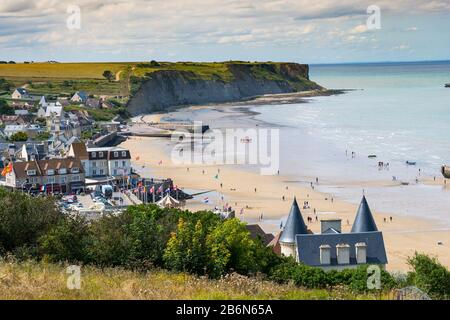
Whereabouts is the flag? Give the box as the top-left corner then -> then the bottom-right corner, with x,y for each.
1,163 -> 12,177
149,186 -> 155,194
157,185 -> 163,194
40,185 -> 46,192
203,197 -> 209,204
173,185 -> 178,191
165,187 -> 171,193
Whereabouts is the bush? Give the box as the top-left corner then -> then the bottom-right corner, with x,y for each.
0,189 -> 61,254
10,132 -> 28,142
39,216 -> 91,263
407,252 -> 450,299
0,99 -> 14,115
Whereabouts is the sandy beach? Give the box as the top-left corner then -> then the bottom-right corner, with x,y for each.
120,106 -> 450,272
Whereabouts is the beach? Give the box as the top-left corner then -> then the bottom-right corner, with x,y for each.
120,103 -> 450,272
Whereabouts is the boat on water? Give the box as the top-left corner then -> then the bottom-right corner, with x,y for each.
441,165 -> 450,179
368,155 -> 377,159
406,161 -> 417,166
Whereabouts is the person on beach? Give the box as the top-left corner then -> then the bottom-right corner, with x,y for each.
316,177 -> 319,184
202,170 -> 205,175
390,216 -> 393,222
384,218 -> 387,223
254,188 -> 257,193
220,183 -> 223,188
347,219 -> 349,226
282,195 -> 285,201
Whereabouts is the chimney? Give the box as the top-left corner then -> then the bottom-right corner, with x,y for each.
336,244 -> 350,265
321,219 -> 342,234
355,242 -> 367,264
319,244 -> 331,265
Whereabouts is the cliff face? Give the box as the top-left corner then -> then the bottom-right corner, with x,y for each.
127,62 -> 322,116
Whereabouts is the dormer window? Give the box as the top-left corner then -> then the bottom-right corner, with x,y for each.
47,169 -> 55,176
59,168 -> 67,175
99,152 -> 104,157
27,170 -> 36,176
71,167 -> 80,174
121,151 -> 126,157
114,152 -> 119,157
92,152 -> 96,158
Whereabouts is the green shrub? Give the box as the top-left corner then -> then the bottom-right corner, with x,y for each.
407,252 -> 450,299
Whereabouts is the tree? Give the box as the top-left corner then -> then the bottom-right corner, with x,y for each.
0,99 -> 14,115
103,70 -> 114,82
0,188 -> 62,254
407,252 -> 450,299
0,78 -> 13,92
150,60 -> 160,67
10,132 -> 28,142
39,216 -> 91,263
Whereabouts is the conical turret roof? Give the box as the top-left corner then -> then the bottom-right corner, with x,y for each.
279,197 -> 308,244
351,196 -> 378,233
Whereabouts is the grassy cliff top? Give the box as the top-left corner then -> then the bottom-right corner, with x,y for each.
0,261 -> 380,300
0,61 -> 314,96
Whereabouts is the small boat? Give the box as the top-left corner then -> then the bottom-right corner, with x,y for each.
368,155 -> 377,159
406,161 -> 417,166
401,182 -> 410,186
441,165 -> 450,179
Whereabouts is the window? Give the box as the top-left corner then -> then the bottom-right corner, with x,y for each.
113,169 -> 117,175
99,169 -> 104,175
72,175 -> 80,182
61,177 -> 67,183
47,177 -> 55,184
114,152 -> 119,157
115,161 -> 119,167
71,167 -> 80,174
92,152 -> 96,158
47,169 -> 55,176
122,151 -> 126,157
92,161 -> 97,168
92,169 -> 97,176
99,152 -> 104,157
122,161 -> 126,167
27,170 -> 36,176
59,168 -> 67,175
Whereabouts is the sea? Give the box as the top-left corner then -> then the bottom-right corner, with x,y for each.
251,61 -> 450,224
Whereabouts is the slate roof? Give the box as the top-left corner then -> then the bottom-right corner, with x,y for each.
295,231 -> 388,266
351,196 -> 379,233
279,198 -> 308,244
246,224 -> 275,246
15,88 -> 28,95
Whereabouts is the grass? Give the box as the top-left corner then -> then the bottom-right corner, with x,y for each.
64,105 -> 128,122
0,260 -> 384,300
0,61 -> 318,97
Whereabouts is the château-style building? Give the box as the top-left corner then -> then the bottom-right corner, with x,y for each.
278,196 -> 387,270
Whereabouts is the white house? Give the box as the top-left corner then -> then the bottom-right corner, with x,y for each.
4,125 -> 27,138
70,91 -> 88,104
11,88 -> 30,100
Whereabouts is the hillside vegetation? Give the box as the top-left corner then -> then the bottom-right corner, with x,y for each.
0,260 -> 378,300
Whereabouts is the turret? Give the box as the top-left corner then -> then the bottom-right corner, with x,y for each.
351,196 -> 378,233
279,197 -> 308,258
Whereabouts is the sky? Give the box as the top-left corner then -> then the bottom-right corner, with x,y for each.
0,0 -> 449,64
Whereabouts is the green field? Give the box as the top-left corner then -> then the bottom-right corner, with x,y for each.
0,61 -> 317,97
0,62 -> 136,96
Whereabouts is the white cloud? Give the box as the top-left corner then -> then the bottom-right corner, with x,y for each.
0,0 -> 448,60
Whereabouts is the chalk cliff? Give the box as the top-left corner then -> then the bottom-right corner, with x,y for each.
127,62 -> 322,116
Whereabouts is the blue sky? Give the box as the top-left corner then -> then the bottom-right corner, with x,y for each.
0,0 -> 449,64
